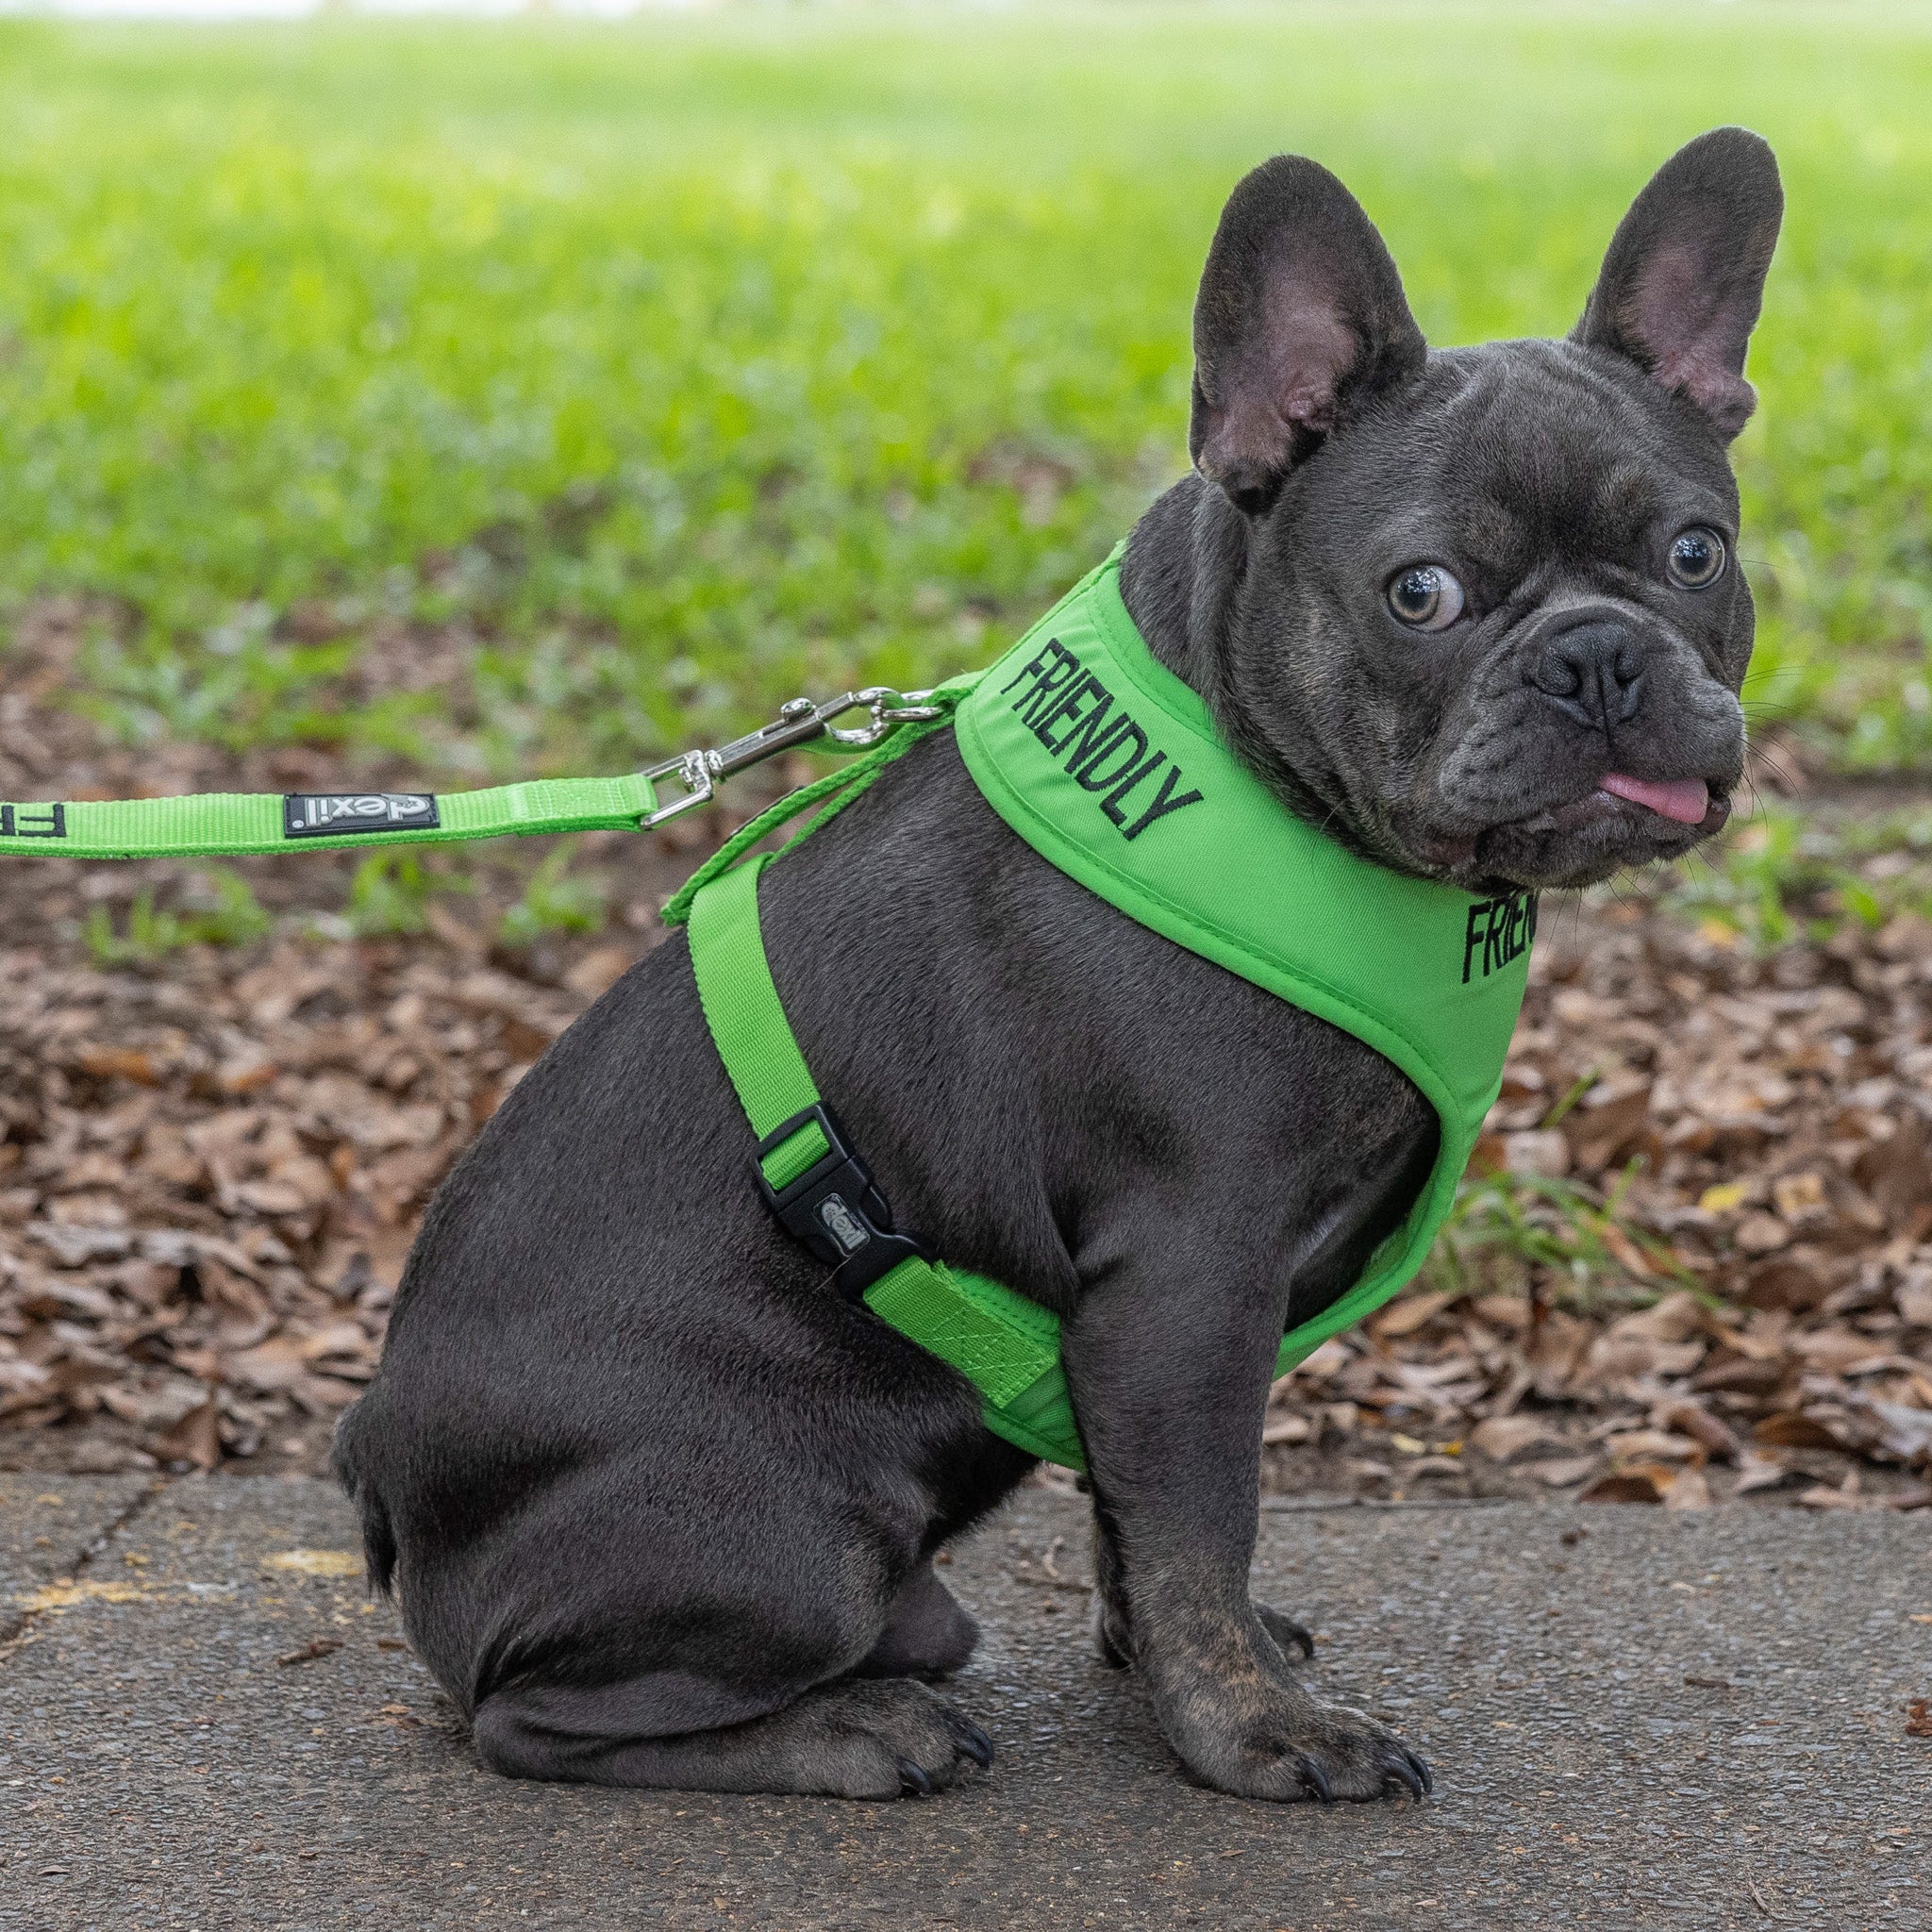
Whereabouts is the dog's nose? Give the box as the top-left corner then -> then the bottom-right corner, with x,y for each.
1529,618 -> 1644,731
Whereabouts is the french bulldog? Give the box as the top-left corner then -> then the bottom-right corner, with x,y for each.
335,126 -> 1781,1802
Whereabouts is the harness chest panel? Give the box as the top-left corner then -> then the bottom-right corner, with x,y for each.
687,550 -> 1535,1470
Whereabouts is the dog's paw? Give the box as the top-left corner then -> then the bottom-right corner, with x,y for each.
1174,1693 -> 1430,1805
783,1679 -> 995,1801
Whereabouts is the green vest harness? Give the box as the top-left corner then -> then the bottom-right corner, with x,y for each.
0,545 -> 1532,1472
672,550 -> 1533,1470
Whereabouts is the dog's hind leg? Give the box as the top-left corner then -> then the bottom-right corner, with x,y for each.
473,1674 -> 993,1798
851,1559 -> 979,1678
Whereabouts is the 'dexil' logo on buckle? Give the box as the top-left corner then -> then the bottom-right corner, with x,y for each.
282,792 -> 441,839
815,1194 -> 871,1257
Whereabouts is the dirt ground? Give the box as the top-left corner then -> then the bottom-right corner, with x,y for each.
3,609 -> 1930,1512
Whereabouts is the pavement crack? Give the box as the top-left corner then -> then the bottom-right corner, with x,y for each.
0,1474 -> 175,1668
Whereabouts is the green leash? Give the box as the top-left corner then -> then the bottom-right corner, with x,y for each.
0,774 -> 658,859
0,687 -> 943,859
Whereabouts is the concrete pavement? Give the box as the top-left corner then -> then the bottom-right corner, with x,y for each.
2,1472 -> 1929,1930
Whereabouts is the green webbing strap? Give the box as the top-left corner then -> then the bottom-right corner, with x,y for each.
0,774 -> 663,859
685,851 -> 1086,1470
688,858 -> 832,1190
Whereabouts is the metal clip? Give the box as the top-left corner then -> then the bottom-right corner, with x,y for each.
639,688 -> 948,829
818,687 -> 949,749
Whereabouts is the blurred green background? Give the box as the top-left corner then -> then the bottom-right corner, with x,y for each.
0,2 -> 1928,785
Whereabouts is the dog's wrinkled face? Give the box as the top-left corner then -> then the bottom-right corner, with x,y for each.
1188,130 -> 1783,891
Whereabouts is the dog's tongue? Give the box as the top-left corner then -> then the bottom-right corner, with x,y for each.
1598,772 -> 1710,824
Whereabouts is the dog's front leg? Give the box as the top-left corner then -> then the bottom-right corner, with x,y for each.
1060,1269 -> 1429,1804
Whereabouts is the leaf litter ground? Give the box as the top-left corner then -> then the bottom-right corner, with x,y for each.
2,663 -> 1930,1515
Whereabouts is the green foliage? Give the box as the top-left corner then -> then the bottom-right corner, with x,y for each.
344,849 -> 443,937
1427,1162 -> 1687,1310
0,6 -> 1927,777
497,841 -> 606,948
1657,798 -> 1932,951
81,867 -> 271,963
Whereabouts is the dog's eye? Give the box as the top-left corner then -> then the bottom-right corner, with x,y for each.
1666,527 -> 1727,590
1386,564 -> 1465,632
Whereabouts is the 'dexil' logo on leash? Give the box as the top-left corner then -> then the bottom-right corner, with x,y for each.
998,638 -> 1205,841
1462,891 -> 1537,983
283,792 -> 441,839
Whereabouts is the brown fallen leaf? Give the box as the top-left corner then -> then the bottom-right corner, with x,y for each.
1740,1251 -> 1836,1313
1469,1415 -> 1565,1463
1654,1398 -> 1742,1463
1796,1481 -> 1865,1511
1606,1428 -> 1702,1467
1371,1289 -> 1456,1340
562,946 -> 634,1000
276,1638 -> 344,1667
152,1393 -> 222,1472
1598,1219 -> 1659,1280
1736,1212 -> 1793,1257
1732,1453 -> 1798,1495
1564,1079 -> 1653,1172
1856,1118 -> 1932,1236
1578,1470 -> 1667,1506
1663,1467 -> 1713,1510
1905,1699 -> 1930,1739
224,1337 -> 310,1395
1754,1412 -> 1843,1452
74,1044 -> 162,1087
1530,1456 -> 1600,1489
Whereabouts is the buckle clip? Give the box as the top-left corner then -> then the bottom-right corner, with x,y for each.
755,1103 -> 932,1301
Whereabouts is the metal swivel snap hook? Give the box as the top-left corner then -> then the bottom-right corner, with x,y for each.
638,687 -> 950,828
819,687 -> 949,748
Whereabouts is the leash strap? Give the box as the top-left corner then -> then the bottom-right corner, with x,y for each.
686,850 -> 1086,1470
0,775 -> 660,860
0,682 -> 962,863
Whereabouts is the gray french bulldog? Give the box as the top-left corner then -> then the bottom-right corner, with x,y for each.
334,127 -> 1781,1802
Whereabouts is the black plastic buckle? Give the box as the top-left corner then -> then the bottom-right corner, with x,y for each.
755,1103 -> 933,1302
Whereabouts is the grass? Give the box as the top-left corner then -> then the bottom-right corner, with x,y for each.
81,865 -> 270,963
1,4 -> 1930,789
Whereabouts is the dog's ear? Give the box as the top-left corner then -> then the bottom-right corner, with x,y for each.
1189,156 -> 1426,516
1573,127 -> 1783,440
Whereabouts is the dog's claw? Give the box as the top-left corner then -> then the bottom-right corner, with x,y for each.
1255,1603 -> 1317,1660
1386,1750 -> 1430,1801
894,1757 -> 932,1796
1296,1755 -> 1335,1804
953,1720 -> 995,1770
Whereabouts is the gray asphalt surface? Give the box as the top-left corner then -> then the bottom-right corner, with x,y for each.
1,1473 -> 1928,1931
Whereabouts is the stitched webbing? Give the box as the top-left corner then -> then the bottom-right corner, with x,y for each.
688,858 -> 829,1188
0,774 -> 659,859
683,851 -> 1080,1467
